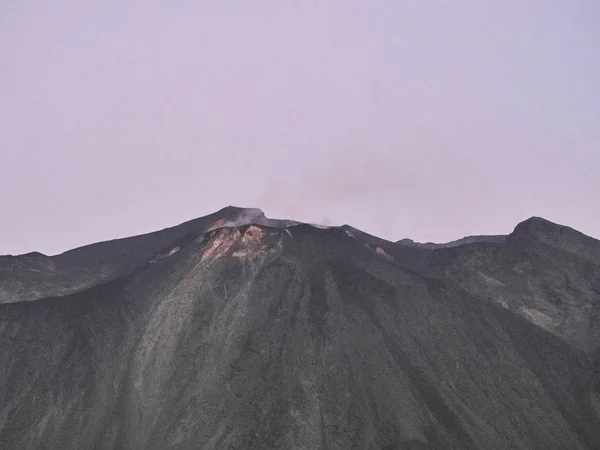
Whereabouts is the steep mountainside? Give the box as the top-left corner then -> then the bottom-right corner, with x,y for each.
0,207 -> 285,303
0,208 -> 599,449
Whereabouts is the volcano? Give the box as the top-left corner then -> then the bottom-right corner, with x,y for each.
1,206 -> 599,449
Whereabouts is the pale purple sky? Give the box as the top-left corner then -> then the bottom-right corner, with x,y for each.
1,1 -> 599,255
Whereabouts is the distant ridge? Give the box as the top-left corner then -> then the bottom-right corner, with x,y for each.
396,234 -> 508,249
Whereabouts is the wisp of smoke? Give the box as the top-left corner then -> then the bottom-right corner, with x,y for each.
224,208 -> 268,228
256,149 -> 413,225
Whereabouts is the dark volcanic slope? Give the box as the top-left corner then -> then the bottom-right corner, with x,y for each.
0,207 -> 274,303
1,210 -> 600,449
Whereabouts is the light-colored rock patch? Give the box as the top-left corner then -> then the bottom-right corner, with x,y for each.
167,247 -> 180,256
375,247 -> 394,261
201,229 -> 241,262
233,227 -> 280,262
519,306 -> 557,331
478,272 -> 505,286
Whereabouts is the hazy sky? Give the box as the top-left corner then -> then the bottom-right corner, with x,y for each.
1,1 -> 599,255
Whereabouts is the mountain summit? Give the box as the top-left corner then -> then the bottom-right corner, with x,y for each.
1,208 -> 599,449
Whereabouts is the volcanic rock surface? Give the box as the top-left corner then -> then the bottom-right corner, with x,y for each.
1,206 -> 599,449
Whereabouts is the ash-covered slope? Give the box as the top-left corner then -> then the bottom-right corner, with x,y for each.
0,207 -> 286,303
1,209 -> 600,449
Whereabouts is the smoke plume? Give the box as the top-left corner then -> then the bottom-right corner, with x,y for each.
257,149 -> 413,225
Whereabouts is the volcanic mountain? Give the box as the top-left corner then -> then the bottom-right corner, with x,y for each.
1,206 -> 599,449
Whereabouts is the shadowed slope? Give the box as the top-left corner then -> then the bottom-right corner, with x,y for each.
1,216 -> 600,449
